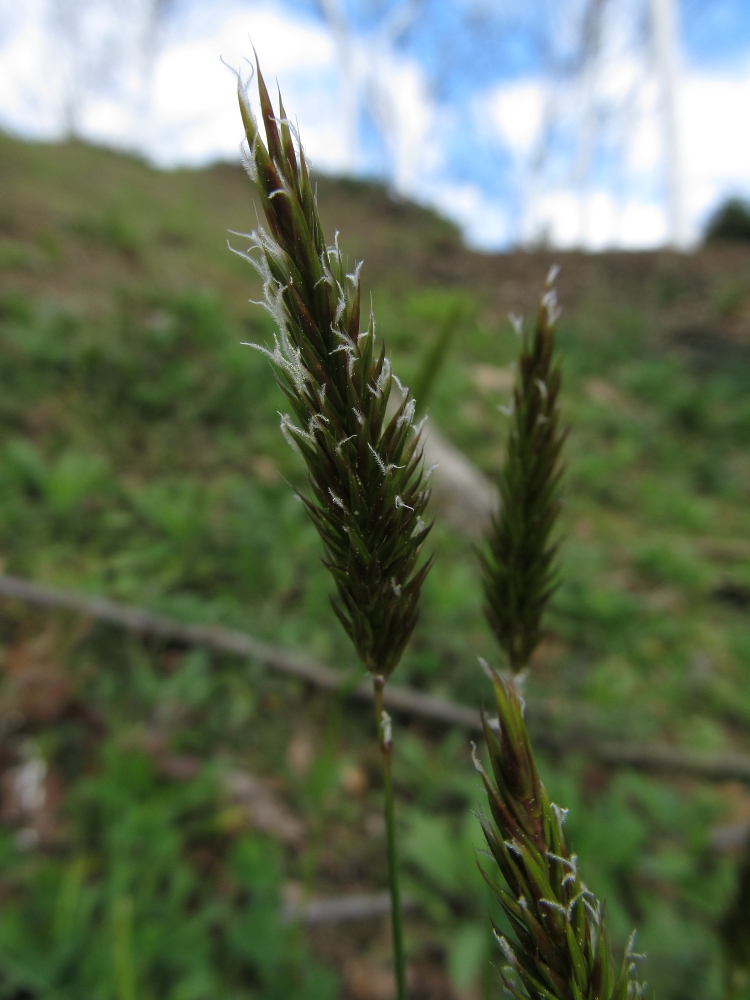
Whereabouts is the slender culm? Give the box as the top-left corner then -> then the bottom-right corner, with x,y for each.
480,271 -> 567,674
474,668 -> 643,1000
234,64 -> 432,1000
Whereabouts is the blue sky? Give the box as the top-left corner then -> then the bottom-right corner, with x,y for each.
1,0 -> 749,249
682,0 -> 750,66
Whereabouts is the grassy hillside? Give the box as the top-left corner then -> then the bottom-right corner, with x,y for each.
1,131 -> 750,1000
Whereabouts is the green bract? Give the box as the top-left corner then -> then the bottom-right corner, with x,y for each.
236,66 -> 432,677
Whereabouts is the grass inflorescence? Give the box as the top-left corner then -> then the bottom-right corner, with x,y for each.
480,271 -> 567,674
474,669 -> 642,1000
235,66 -> 432,680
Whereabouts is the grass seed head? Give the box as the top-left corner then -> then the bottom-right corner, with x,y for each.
236,64 -> 432,678
480,276 -> 567,673
476,667 -> 643,1000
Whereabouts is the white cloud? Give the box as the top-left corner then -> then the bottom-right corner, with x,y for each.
483,79 -> 546,156
0,0 -> 65,137
618,199 -> 667,247
481,56 -> 750,248
144,8 -> 340,168
0,3 -> 342,166
429,181 -> 510,250
534,191 -> 580,248
370,51 -> 438,193
598,53 -> 642,104
585,191 -> 618,250
0,1 -> 438,187
523,188 -> 666,249
626,78 -> 661,173
681,66 -> 750,224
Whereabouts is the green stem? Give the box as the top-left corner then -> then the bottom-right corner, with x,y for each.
301,696 -> 343,896
373,675 -> 406,1000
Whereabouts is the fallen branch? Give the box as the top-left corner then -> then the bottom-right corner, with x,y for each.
0,574 -> 478,731
528,727 -> 750,783
282,891 -> 418,926
2,573 -> 750,784
593,740 -> 750,783
222,768 -> 305,846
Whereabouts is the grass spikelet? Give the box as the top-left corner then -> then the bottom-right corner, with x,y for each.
475,669 -> 643,1000
480,269 -> 567,673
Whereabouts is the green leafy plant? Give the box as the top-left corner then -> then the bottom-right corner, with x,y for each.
235,64 -> 432,1000
0,744 -> 333,1000
412,301 -> 463,417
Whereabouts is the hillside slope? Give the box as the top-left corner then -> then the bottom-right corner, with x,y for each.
3,131 -> 750,334
2,132 -> 750,1000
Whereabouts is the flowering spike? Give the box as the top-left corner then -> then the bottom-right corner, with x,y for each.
480,280 -> 567,673
477,668 -> 643,1000
236,65 -> 432,678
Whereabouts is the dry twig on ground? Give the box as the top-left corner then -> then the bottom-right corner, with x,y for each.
2,573 -> 750,784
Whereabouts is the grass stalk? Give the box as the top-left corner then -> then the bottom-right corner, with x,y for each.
412,303 -> 462,418
374,675 -> 407,1000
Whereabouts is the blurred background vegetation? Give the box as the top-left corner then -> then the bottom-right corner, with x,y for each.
1,130 -> 750,1000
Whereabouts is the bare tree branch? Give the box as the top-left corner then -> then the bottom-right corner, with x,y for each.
282,891 -> 418,925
